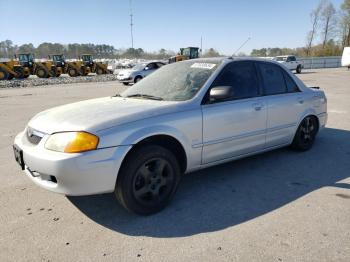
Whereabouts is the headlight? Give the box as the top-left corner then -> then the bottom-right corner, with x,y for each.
45,132 -> 99,153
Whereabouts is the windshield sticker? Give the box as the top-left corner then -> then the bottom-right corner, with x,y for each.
191,63 -> 216,69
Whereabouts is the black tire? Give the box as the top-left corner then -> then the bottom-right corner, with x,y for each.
14,66 -> 24,79
0,68 -> 9,80
23,74 -> 30,78
122,82 -> 129,86
68,67 -> 78,77
96,67 -> 104,75
291,116 -> 318,151
296,65 -> 302,74
115,144 -> 181,215
134,76 -> 142,83
36,67 -> 48,78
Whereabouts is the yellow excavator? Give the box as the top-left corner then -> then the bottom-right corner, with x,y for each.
81,54 -> 109,75
49,54 -> 90,77
17,53 -> 62,78
0,59 -> 30,80
168,47 -> 200,64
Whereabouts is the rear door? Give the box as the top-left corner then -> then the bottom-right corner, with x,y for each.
257,62 -> 306,147
201,61 -> 267,164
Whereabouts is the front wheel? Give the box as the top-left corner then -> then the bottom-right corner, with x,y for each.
134,76 -> 142,83
122,82 -> 129,86
115,145 -> 181,215
291,116 -> 318,151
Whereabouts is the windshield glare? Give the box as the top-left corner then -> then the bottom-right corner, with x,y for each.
121,61 -> 218,101
132,63 -> 146,71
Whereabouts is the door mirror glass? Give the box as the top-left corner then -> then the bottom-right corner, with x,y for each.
209,86 -> 234,103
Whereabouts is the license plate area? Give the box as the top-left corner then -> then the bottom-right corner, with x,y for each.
13,145 -> 25,170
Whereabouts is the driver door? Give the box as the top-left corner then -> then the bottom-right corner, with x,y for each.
201,61 -> 267,164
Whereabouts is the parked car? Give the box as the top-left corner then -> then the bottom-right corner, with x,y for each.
117,61 -> 165,85
274,55 -> 303,74
13,57 -> 327,215
341,47 -> 350,69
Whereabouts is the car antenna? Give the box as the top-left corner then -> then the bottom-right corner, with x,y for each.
231,37 -> 251,58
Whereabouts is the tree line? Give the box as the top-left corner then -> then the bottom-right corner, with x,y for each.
251,0 -> 350,57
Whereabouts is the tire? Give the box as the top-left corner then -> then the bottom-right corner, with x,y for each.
96,67 -> 104,75
115,144 -> 181,215
55,73 -> 61,77
134,76 -> 142,83
68,68 -> 78,77
36,68 -> 48,78
291,116 -> 318,151
296,65 -> 302,74
0,68 -> 9,80
122,82 -> 129,86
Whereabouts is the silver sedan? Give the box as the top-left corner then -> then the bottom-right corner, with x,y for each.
13,57 -> 327,215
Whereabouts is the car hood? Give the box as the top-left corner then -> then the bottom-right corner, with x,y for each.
28,97 -> 181,134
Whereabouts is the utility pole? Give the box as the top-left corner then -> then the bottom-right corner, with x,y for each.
129,0 -> 134,49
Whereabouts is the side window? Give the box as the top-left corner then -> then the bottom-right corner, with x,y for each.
283,71 -> 300,93
258,63 -> 287,95
290,56 -> 296,62
156,62 -> 164,68
211,61 -> 259,100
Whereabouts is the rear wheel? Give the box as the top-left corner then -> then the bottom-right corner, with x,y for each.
115,145 -> 181,215
291,116 -> 318,151
296,65 -> 302,74
0,68 -> 9,80
96,67 -> 104,75
68,68 -> 78,77
36,68 -> 48,78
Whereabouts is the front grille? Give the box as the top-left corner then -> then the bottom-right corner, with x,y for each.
26,127 -> 44,145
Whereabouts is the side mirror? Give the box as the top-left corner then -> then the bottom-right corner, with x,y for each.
144,67 -> 149,71
209,86 -> 234,103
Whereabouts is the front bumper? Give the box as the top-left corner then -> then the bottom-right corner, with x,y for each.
117,75 -> 133,83
14,131 -> 132,196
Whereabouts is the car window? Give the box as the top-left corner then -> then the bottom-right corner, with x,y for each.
290,56 -> 296,61
146,63 -> 156,70
283,71 -> 300,93
258,63 -> 287,95
156,62 -> 164,68
210,61 -> 259,100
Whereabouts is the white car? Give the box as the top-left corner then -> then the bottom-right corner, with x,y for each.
13,58 -> 327,215
117,61 -> 165,85
275,55 -> 303,74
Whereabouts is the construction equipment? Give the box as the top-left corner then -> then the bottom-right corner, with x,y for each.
50,54 -> 90,77
168,47 -> 200,64
81,54 -> 109,75
17,53 -> 62,78
0,59 -> 30,80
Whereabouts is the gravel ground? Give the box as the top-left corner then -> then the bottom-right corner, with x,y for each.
0,74 -> 120,88
0,69 -> 349,262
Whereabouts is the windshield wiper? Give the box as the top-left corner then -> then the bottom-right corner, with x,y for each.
126,94 -> 163,101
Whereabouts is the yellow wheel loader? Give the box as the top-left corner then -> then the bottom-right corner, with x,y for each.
81,54 -> 109,75
0,59 -> 30,80
168,47 -> 199,64
50,54 -> 90,77
17,53 -> 62,78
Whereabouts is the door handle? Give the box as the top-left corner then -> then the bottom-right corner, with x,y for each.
252,102 -> 263,111
297,97 -> 304,104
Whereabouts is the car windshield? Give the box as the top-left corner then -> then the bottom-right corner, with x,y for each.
132,63 -> 146,71
121,60 -> 219,101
